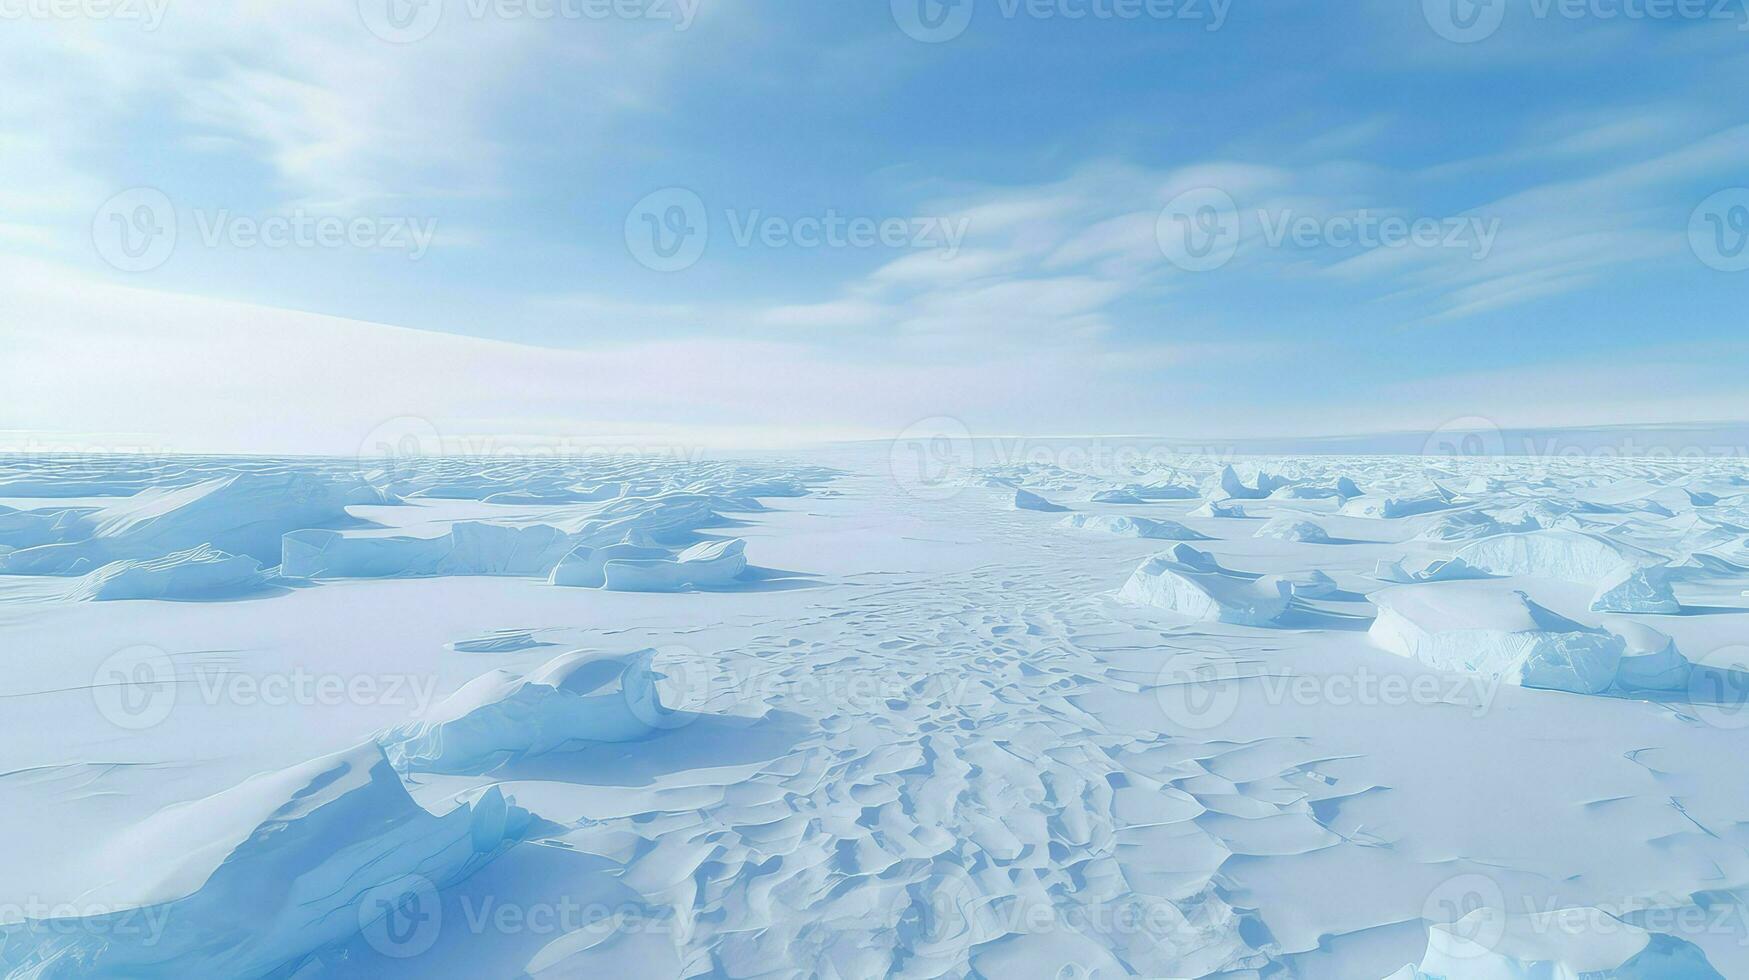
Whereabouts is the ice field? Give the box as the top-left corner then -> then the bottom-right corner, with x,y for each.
2,443 -> 1748,978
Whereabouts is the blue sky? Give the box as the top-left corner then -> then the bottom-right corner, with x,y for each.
2,0 -> 1747,452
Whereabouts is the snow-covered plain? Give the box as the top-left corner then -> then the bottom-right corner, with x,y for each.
3,445 -> 1749,977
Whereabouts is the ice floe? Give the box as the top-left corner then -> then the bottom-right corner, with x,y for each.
60,544 -> 272,601
0,472 -> 362,575
597,538 -> 748,592
1455,529 -> 1664,584
1057,513 -> 1210,540
0,743 -> 529,978
1117,544 -> 1292,625
1591,563 -> 1683,614
379,649 -> 674,774
1191,499 -> 1248,518
1608,621 -> 1693,692
1011,488 -> 1069,512
1254,516 -> 1332,544
1369,584 -> 1625,694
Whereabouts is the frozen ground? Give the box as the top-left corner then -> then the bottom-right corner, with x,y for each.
2,445 -> 1749,977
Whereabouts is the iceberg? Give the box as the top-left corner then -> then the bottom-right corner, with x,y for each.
1254,517 -> 1331,544
1340,488 -> 1455,519
1057,514 -> 1210,540
599,538 -> 749,592
1373,556 -> 1491,584
379,648 -> 675,774
0,744 -> 529,978
0,472 -> 361,575
547,541 -> 673,587
64,544 -> 271,601
1209,464 -> 1288,501
1282,568 -> 1340,599
1117,545 -> 1291,626
1012,489 -> 1068,512
1191,499 -> 1247,518
280,528 -> 457,579
1456,529 -> 1664,584
1369,584 -> 1625,694
281,522 -> 577,580
1416,508 -> 1541,542
1609,621 -> 1692,692
1590,564 -> 1682,614
1090,483 -> 1198,503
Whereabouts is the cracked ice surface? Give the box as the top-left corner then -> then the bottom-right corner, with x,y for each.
3,448 -> 1749,977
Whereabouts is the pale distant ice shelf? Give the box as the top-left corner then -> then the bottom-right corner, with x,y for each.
1,448 -> 1748,978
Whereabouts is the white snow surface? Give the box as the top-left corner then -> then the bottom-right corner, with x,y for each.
2,448 -> 1748,978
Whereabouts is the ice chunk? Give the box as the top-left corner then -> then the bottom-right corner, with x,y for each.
1609,621 -> 1692,691
1590,564 -> 1682,614
1210,464 -> 1287,500
1090,483 -> 1197,503
1117,547 -> 1291,626
1341,488 -> 1455,519
547,541 -> 672,587
1457,529 -> 1664,584
0,504 -> 94,550
63,544 -> 271,601
450,629 -> 554,654
1255,517 -> 1332,543
1134,482 -> 1199,500
1057,514 -> 1210,540
0,744 -> 528,977
1369,584 -> 1625,694
1012,489 -> 1068,512
599,538 -> 748,592
379,649 -> 674,774
0,472 -> 360,575
441,521 -> 578,576
1192,499 -> 1248,518
280,528 -> 454,579
1417,508 -> 1541,542
1373,556 -> 1491,584
1282,569 -> 1340,599
1406,906 -> 1722,979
